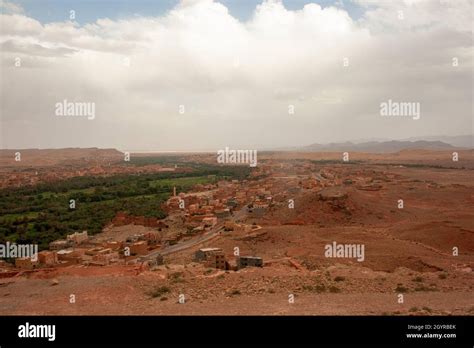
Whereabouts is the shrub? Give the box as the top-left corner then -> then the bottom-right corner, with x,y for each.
395,285 -> 409,293
414,285 -> 438,292
170,272 -> 185,283
315,284 -> 326,293
149,286 -> 170,298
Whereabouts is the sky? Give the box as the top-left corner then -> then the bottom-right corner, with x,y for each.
6,0 -> 367,23
0,0 -> 472,151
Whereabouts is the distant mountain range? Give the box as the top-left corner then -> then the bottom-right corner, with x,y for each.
270,135 -> 472,153
287,135 -> 472,153
400,135 -> 472,148
300,140 -> 457,153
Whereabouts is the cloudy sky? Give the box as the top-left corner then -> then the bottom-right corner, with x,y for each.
0,0 -> 472,151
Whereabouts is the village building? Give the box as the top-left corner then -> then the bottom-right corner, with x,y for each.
215,209 -> 231,218
67,231 -> 88,245
202,216 -> 218,227
194,247 -> 222,262
15,257 -> 37,269
130,241 -> 148,255
188,204 -> 199,213
143,232 -> 161,245
49,239 -> 72,250
237,256 -> 263,269
85,247 -> 109,256
92,251 -> 120,265
224,221 -> 236,231
162,236 -> 178,246
57,249 -> 82,264
104,241 -> 122,251
38,251 -> 58,266
205,251 -> 227,270
126,234 -> 144,243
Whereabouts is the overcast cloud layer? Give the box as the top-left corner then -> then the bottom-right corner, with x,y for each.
0,0 -> 472,151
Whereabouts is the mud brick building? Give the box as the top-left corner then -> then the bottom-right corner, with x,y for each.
92,251 -> 119,265
162,236 -> 178,246
67,231 -> 88,245
130,241 -> 148,255
104,241 -> 123,251
237,256 -> 263,269
202,216 -> 218,227
38,251 -> 58,266
215,209 -> 231,218
194,247 -> 222,262
57,249 -> 82,265
205,251 -> 227,270
49,239 -> 73,250
15,257 -> 37,269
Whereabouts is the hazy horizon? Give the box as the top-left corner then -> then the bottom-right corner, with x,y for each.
0,132 -> 472,153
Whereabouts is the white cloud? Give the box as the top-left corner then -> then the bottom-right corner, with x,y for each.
0,0 -> 472,150
354,0 -> 473,33
0,0 -> 23,15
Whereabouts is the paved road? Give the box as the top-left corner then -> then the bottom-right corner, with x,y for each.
143,206 -> 248,260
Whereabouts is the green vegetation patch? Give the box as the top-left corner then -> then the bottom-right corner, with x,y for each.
0,163 -> 251,250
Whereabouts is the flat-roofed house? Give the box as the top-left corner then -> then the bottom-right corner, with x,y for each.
237,256 -> 263,269
38,251 -> 58,266
15,257 -> 37,269
130,241 -> 148,255
67,231 -> 88,245
49,239 -> 72,250
194,247 -> 222,262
